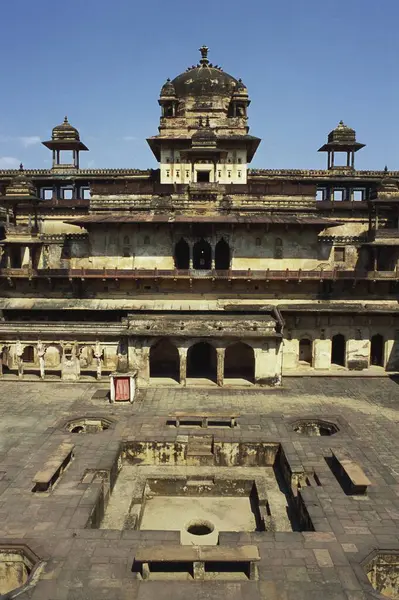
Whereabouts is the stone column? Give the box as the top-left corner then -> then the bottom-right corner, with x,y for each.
178,347 -> 188,386
94,341 -> 103,380
216,347 -> 225,387
15,341 -> 23,378
37,341 -> 46,380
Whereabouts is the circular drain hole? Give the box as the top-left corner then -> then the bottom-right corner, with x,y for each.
185,520 -> 214,536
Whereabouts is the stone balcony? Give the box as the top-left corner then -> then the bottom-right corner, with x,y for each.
1,267 -> 398,281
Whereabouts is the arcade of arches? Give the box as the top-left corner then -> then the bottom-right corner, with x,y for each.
149,339 -> 256,384
174,237 -> 231,270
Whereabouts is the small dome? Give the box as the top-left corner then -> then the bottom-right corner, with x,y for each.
5,164 -> 37,199
233,78 -> 248,95
378,177 -> 399,194
52,116 -> 81,142
171,46 -> 240,98
160,78 -> 176,97
328,120 -> 356,144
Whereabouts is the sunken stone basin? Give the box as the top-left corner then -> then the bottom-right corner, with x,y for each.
366,552 -> 399,599
0,545 -> 42,596
292,419 -> 339,436
65,417 -> 112,434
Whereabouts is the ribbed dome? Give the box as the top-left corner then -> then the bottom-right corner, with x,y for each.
328,121 -> 356,144
5,165 -> 37,199
170,46 -> 240,98
52,116 -> 81,142
160,78 -> 176,97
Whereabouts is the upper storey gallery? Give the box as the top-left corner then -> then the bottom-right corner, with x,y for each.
0,45 -> 396,203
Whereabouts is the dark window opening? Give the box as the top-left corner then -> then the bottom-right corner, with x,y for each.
163,104 -> 174,117
197,170 -> 210,183
274,238 -> 283,259
22,345 -> 34,363
299,339 -> 312,365
334,247 -> 346,262
187,342 -> 217,381
150,339 -> 180,381
215,238 -> 230,270
175,238 -> 189,269
10,246 -> 22,268
224,342 -> 254,381
331,334 -> 346,367
193,239 -> 211,270
370,334 -> 384,367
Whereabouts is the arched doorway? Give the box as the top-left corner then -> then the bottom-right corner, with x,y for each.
175,238 -> 189,269
299,339 -> 312,365
22,345 -> 35,363
150,339 -> 180,381
215,238 -> 230,270
193,239 -> 211,270
224,342 -> 255,381
187,342 -> 216,380
370,334 -> 384,367
331,334 -> 346,367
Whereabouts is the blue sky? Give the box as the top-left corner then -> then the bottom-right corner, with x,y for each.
0,0 -> 398,171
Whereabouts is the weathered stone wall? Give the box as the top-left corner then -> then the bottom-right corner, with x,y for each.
63,221 -> 371,272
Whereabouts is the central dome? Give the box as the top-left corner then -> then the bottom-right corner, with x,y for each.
171,46 -> 240,97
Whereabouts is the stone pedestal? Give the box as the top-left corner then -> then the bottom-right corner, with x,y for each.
109,371 -> 137,403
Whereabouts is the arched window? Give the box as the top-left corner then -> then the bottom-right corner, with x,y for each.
175,238 -> 189,269
150,339 -> 180,382
215,238 -> 230,270
224,342 -> 255,381
331,334 -> 346,367
123,235 -> 130,246
193,239 -> 211,270
274,238 -> 283,259
22,345 -> 34,363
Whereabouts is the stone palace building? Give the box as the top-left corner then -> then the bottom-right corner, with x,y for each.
0,45 -> 398,386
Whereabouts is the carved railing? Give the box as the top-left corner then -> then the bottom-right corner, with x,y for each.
374,229 -> 399,239
1,267 -> 399,280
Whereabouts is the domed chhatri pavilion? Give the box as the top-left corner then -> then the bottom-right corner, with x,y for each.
0,46 -> 398,384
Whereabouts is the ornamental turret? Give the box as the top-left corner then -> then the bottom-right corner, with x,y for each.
42,116 -> 89,169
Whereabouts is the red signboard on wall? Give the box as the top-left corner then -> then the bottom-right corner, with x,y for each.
115,377 -> 130,401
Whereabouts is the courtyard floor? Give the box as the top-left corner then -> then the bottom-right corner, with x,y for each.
0,377 -> 399,599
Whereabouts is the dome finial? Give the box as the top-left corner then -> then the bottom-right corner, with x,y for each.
19,163 -> 24,171
199,45 -> 209,66
64,116 -> 68,123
